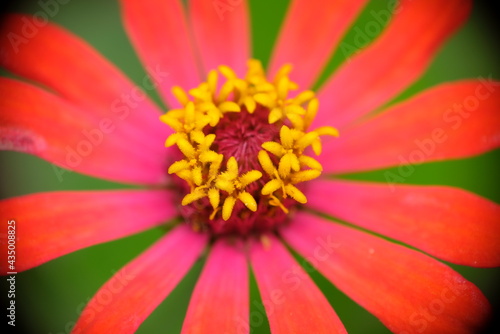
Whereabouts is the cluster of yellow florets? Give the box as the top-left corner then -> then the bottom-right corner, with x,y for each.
160,60 -> 338,221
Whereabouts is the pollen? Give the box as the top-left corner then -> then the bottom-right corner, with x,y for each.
161,60 -> 338,235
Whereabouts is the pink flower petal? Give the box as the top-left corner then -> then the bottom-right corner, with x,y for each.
0,14 -> 166,147
320,81 -> 500,174
182,240 -> 249,334
249,235 -> 347,334
315,0 -> 471,129
189,0 -> 250,77
269,0 -> 368,89
119,0 -> 202,107
283,213 -> 491,334
308,179 -> 500,267
0,78 -> 168,185
0,189 -> 175,273
72,225 -> 207,334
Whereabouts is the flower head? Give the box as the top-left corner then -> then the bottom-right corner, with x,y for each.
1,0 -> 499,334
163,60 -> 337,235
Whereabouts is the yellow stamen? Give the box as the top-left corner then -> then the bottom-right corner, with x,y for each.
172,86 -> 190,106
222,196 -> 237,221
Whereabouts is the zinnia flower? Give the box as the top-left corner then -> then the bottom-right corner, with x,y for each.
1,0 -> 499,333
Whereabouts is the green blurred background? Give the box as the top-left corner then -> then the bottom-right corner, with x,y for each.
1,0 -> 499,333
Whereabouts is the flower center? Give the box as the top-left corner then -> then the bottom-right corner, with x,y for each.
161,60 -> 338,236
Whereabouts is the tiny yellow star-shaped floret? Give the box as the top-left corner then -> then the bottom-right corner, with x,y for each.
212,157 -> 262,220
167,133 -> 219,188
160,101 -> 212,147
258,150 -> 309,205
187,70 -> 242,126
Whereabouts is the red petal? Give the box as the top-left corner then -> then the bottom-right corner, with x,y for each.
283,213 -> 491,334
0,78 -> 168,185
269,0 -> 368,89
182,240 -> 249,334
315,0 -> 471,129
189,0 -> 250,77
0,189 -> 175,274
321,81 -> 500,174
0,14 -> 165,144
249,235 -> 347,334
72,225 -> 207,334
119,0 -> 202,106
308,179 -> 500,267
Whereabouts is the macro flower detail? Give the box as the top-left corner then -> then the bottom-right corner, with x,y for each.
163,61 -> 337,233
0,1 -> 499,334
